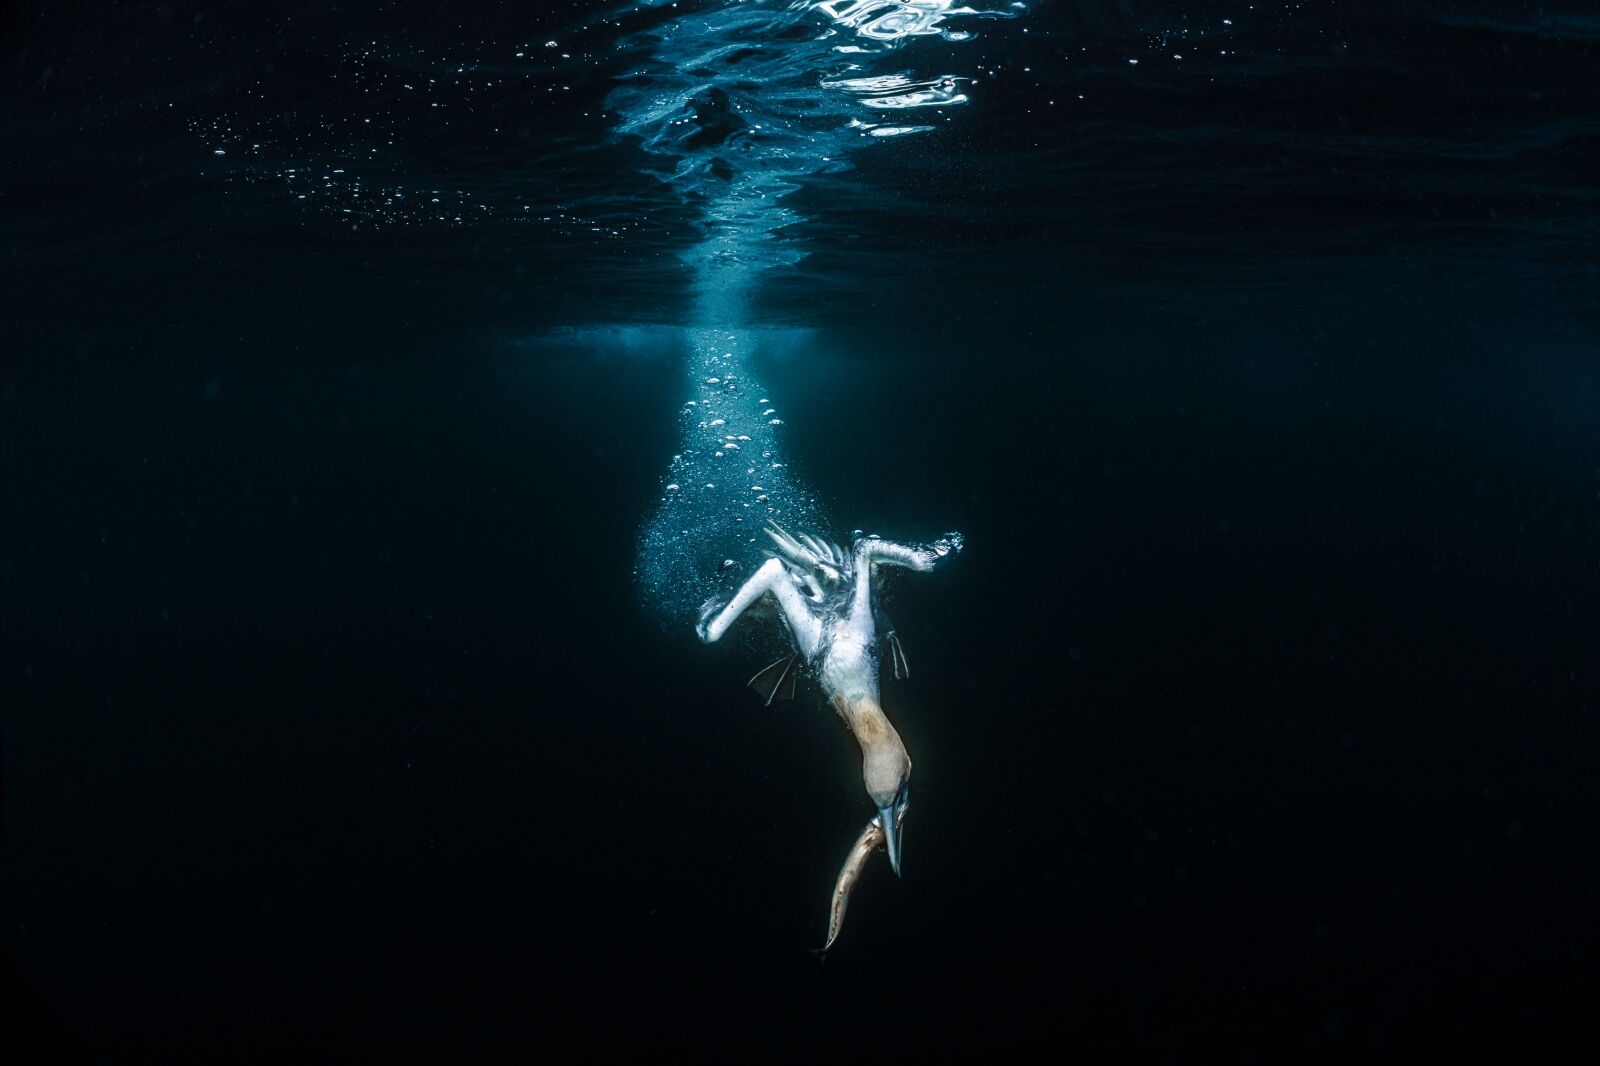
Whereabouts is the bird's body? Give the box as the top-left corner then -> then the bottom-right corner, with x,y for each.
698,522 -> 963,895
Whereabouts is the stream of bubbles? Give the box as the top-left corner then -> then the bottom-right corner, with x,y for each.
613,0 -> 1021,619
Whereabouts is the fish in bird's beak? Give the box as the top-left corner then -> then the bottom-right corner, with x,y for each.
823,816 -> 885,951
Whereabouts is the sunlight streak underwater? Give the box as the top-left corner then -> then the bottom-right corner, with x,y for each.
613,0 -> 1018,618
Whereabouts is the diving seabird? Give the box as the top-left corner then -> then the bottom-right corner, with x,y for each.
697,522 -> 963,876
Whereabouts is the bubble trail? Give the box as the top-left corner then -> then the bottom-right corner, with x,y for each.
634,264 -> 832,619
615,0 -> 1019,619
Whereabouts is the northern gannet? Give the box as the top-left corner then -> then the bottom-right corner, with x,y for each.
697,522 -> 963,878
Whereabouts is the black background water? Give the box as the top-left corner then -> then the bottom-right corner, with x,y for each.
3,1 -> 1600,1059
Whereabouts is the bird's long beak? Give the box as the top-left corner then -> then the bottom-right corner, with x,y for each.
878,804 -> 903,876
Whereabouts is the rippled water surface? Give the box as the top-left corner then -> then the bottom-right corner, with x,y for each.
3,1 -> 1600,1060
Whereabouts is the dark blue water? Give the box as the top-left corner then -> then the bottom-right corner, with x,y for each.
3,1 -> 1600,1059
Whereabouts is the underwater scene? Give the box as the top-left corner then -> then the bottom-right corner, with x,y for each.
3,0 -> 1600,1059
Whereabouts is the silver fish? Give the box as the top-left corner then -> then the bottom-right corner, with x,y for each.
822,815 -> 887,951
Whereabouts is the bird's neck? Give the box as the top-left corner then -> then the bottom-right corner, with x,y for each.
832,694 -> 898,749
